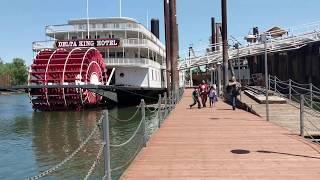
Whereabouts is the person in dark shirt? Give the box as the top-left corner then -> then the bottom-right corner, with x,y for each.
228,76 -> 241,110
189,87 -> 201,109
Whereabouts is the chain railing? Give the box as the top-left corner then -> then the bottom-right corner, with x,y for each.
299,95 -> 320,146
265,76 -> 320,145
268,75 -> 320,111
28,88 -> 185,180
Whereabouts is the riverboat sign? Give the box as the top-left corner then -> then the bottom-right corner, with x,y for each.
56,39 -> 120,48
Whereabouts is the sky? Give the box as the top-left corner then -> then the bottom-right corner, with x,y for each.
0,0 -> 319,65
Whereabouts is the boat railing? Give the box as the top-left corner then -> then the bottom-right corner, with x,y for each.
105,58 -> 162,68
32,38 -> 166,56
45,23 -> 165,50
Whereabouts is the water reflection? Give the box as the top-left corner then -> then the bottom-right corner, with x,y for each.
0,95 -> 156,179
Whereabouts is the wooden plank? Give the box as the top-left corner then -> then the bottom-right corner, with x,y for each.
121,89 -> 320,180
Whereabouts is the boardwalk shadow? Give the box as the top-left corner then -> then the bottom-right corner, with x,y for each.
216,108 -> 234,111
210,117 -> 232,120
257,150 -> 320,159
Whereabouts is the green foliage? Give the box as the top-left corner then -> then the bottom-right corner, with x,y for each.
0,58 -> 28,85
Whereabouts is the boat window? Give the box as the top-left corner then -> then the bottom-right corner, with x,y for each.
71,36 -> 77,40
117,52 -> 124,58
95,35 -> 100,39
109,52 -> 115,58
120,73 -> 124,78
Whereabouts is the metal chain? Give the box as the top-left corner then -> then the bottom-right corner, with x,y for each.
145,106 -> 158,113
109,104 -> 141,122
111,139 -> 143,172
110,116 -> 144,148
28,115 -> 104,180
291,80 -> 310,86
83,142 -> 105,180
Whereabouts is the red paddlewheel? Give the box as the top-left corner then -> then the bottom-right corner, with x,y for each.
28,48 -> 107,111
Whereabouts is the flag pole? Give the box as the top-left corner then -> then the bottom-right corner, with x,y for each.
87,0 -> 90,38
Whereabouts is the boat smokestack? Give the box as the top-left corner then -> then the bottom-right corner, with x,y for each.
253,27 -> 259,35
211,17 -> 216,52
151,18 -> 160,39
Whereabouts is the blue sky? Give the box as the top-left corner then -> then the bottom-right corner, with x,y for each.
0,0 -> 319,65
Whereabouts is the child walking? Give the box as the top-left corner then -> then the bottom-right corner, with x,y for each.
209,85 -> 218,108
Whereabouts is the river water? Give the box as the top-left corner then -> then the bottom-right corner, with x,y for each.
0,94 -> 157,180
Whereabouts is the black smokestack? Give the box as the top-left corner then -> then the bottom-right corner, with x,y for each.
253,27 -> 259,35
211,17 -> 216,52
151,18 -> 160,39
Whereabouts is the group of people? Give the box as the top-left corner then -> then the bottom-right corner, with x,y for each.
189,80 -> 218,109
189,77 -> 241,110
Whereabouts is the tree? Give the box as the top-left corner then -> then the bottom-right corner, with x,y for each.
10,58 -> 28,85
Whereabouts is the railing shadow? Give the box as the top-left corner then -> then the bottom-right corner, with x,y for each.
256,150 -> 320,159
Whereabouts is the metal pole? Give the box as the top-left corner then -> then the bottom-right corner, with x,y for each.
262,34 -> 270,121
119,0 -> 122,17
103,110 -> 111,180
211,67 -> 213,86
158,94 -> 162,128
141,99 -> 146,147
310,83 -> 313,108
289,79 -> 292,101
217,63 -> 222,96
86,0 -> 90,38
274,76 -> 277,92
300,95 -> 304,136
237,47 -> 240,82
164,92 -> 167,117
268,74 -> 271,91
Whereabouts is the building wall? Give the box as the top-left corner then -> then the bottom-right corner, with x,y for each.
247,41 -> 320,87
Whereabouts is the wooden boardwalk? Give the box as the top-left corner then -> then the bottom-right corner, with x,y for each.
239,92 -> 320,136
122,89 -> 320,180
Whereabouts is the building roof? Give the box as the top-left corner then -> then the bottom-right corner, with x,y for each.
266,26 -> 287,37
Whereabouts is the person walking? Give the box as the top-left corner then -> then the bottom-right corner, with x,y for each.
228,76 -> 241,110
189,87 -> 201,109
198,80 -> 209,107
209,85 -> 218,108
